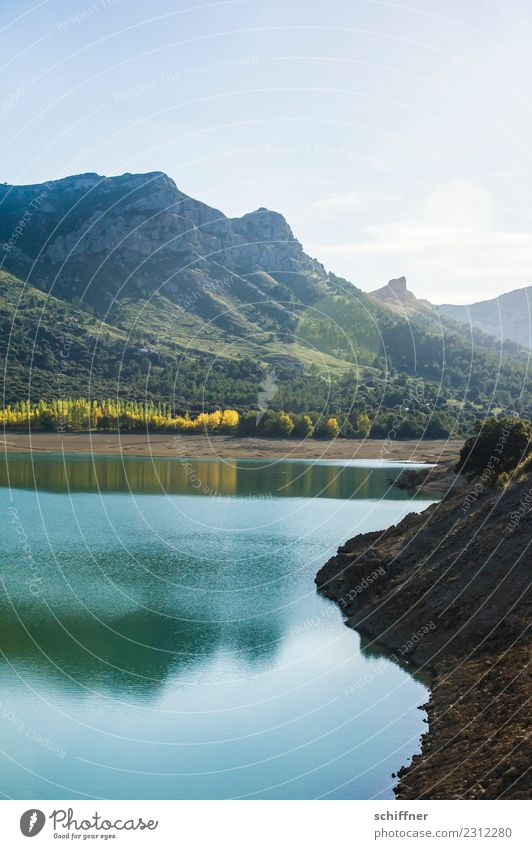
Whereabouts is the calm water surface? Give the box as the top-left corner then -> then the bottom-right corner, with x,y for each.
0,454 -> 434,799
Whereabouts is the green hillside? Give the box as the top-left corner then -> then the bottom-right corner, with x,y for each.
1,172 -> 530,437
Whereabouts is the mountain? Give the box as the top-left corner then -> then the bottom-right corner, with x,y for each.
371,275 -> 532,351
0,172 -> 531,430
370,275 -> 529,359
370,275 -> 434,317
0,171 -> 331,332
438,286 -> 532,349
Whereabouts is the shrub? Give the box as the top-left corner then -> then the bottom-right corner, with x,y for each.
237,410 -> 259,436
292,413 -> 314,437
456,416 -> 532,479
262,411 -> 295,437
315,416 -> 340,438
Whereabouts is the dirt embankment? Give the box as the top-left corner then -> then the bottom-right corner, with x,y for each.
392,457 -> 458,494
316,471 -> 531,799
0,432 -> 462,461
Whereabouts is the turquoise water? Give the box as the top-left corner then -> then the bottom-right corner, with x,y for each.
0,454 -> 433,799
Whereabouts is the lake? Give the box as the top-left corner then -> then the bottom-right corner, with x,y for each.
0,453 -> 434,799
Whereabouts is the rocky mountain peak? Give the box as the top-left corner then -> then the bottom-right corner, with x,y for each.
388,275 -> 408,295
370,276 -> 434,316
53,172 -> 102,190
231,207 -> 295,245
0,170 -> 326,310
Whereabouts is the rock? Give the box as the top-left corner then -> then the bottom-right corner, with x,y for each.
315,467 -> 532,800
0,171 -> 327,312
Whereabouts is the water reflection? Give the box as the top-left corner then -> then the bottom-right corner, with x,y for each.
0,456 -> 433,799
358,635 -> 432,687
0,602 -> 284,698
1,454 -> 429,500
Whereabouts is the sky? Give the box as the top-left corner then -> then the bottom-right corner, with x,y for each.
2,0 -> 532,304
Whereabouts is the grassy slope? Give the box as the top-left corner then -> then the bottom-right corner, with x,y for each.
0,263 -> 530,418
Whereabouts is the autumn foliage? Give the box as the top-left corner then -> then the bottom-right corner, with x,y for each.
0,400 -> 344,440
0,399 -> 239,434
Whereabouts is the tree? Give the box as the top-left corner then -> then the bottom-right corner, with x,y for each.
262,411 -> 294,437
315,416 -> 340,438
356,413 -> 371,436
293,413 -> 314,437
456,416 -> 532,479
37,409 -> 56,431
424,412 -> 452,439
220,409 -> 239,433
238,411 -> 258,436
324,417 -> 340,438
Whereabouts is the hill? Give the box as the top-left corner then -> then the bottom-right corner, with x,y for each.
1,172 -> 531,434
369,275 -> 434,317
438,286 -> 532,349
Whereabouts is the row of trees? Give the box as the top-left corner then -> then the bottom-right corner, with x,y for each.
238,411 -> 340,438
0,397 -> 462,439
2,399 -> 507,443
0,399 -> 342,438
0,399 -> 239,434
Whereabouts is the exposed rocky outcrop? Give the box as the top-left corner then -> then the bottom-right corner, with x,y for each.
0,171 -> 327,316
316,471 -> 532,799
371,274 -> 532,351
392,458 -> 458,495
370,276 -> 434,317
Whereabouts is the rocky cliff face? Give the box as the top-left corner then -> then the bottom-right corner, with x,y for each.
316,471 -> 531,799
0,171 -> 326,315
370,276 -> 434,317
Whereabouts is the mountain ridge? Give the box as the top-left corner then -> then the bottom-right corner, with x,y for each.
1,171 -> 531,431
370,274 -> 532,350
438,285 -> 532,349
370,275 -> 434,317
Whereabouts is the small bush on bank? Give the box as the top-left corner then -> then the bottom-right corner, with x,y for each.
456,416 -> 532,480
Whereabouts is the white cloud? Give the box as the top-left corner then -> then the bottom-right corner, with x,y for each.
310,190 -> 397,213
307,181 -> 532,304
424,181 -> 494,230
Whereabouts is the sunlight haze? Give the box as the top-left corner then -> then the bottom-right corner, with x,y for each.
3,0 -> 532,303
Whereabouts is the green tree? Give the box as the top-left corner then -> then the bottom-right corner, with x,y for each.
356,413 -> 371,436
293,413 -> 314,437
456,416 -> 532,479
262,411 -> 294,437
237,411 -> 258,436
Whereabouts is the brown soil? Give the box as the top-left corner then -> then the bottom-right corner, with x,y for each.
395,643 -> 531,799
0,432 -> 462,462
316,471 -> 532,799
392,459 -> 458,495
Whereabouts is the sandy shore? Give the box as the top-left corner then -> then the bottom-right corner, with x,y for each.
0,432 -> 461,463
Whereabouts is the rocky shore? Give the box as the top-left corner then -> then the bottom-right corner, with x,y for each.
391,458 -> 458,495
316,468 -> 531,799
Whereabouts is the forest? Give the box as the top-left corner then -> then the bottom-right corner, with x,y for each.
0,399 -> 342,438
0,397 -> 454,440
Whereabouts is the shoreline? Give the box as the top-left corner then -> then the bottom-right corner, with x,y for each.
315,472 -> 531,799
0,432 -> 462,463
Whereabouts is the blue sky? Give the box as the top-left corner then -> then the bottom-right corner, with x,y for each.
2,0 -> 532,303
